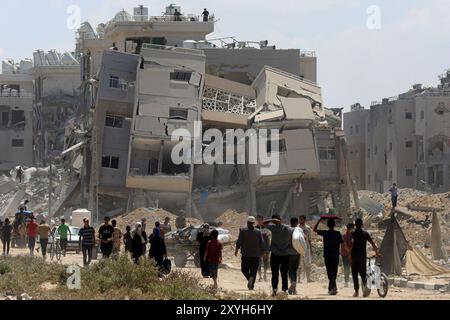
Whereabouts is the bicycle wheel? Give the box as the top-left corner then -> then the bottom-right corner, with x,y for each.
56,243 -> 62,262
377,273 -> 389,298
50,244 -> 55,261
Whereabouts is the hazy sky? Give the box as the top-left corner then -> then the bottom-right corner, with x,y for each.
1,0 -> 449,111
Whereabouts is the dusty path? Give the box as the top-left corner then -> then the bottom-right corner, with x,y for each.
4,248 -> 450,300
184,266 -> 450,300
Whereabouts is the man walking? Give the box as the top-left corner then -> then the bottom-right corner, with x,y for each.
38,220 -> 52,260
351,218 -> 380,298
264,215 -> 291,296
197,224 -> 212,278
341,223 -> 354,287
79,219 -> 96,267
57,219 -> 71,257
256,215 -> 271,282
235,216 -> 264,291
313,218 -> 343,295
205,229 -> 222,290
389,183 -> 398,208
287,217 -> 301,295
26,218 -> 38,256
298,215 -> 313,283
98,216 -> 114,258
111,219 -> 122,256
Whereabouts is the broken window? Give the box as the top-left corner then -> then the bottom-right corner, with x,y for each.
267,139 -> 287,153
170,71 -> 192,82
11,110 -> 25,126
11,139 -> 24,147
102,156 -> 120,169
169,108 -> 188,120
109,76 -> 128,90
405,169 -> 413,177
105,115 -> 124,128
405,112 -> 413,120
420,110 -> 425,120
319,147 -> 336,161
405,141 -> 413,148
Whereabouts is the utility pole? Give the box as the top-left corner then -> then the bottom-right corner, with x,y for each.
48,158 -> 53,217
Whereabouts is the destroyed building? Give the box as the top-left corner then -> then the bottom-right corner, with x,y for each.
345,72 -> 450,193
31,50 -> 81,164
55,4 -> 351,222
0,59 -> 34,171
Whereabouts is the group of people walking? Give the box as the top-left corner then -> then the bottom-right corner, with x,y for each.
229,214 -> 380,297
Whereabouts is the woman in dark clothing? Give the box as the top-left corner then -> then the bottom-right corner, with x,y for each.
2,219 -> 13,255
131,223 -> 145,264
149,223 -> 167,269
196,224 -> 212,278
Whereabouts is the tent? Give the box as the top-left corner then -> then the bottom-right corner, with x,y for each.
380,214 -> 450,276
379,215 -> 409,276
431,210 -> 447,261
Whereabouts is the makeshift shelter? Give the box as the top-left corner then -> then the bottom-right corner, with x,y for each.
406,247 -> 450,276
431,210 -> 447,261
379,215 -> 409,276
380,214 -> 450,276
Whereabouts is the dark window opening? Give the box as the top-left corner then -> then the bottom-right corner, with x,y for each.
11,139 -> 24,147
170,71 -> 192,82
105,115 -> 124,128
11,110 -> 25,125
405,112 -> 413,119
102,156 -> 120,169
319,147 -> 336,160
405,141 -> 413,148
1,112 -> 9,127
406,169 -> 413,177
267,139 -> 287,153
169,108 -> 188,120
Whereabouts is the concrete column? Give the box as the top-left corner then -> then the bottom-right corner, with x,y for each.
158,140 -> 165,174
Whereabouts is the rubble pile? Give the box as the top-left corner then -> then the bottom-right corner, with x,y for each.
116,208 -> 201,230
216,209 -> 249,239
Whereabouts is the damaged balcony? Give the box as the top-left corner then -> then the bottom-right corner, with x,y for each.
202,75 -> 256,128
126,137 -> 193,193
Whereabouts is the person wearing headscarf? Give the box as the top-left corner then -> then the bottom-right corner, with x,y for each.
197,223 -> 212,277
149,222 -> 167,269
131,223 -> 145,263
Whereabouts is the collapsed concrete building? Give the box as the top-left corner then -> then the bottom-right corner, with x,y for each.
0,59 -> 34,172
345,71 -> 450,194
62,5 -> 351,222
31,50 -> 81,164
0,4 -> 344,223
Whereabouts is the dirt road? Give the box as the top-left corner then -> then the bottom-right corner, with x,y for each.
186,266 -> 450,300
5,248 -> 449,300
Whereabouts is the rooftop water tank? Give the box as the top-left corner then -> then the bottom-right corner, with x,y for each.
134,5 -> 149,21
20,59 -> 33,73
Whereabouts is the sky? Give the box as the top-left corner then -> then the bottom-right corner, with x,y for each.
1,0 -> 450,111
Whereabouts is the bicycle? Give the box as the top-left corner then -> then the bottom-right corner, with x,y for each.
50,238 -> 62,262
365,256 -> 389,298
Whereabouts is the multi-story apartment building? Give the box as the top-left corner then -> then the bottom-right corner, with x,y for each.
0,60 -> 34,171
345,72 -> 450,193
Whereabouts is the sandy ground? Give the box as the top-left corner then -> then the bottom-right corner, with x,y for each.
4,247 -> 450,300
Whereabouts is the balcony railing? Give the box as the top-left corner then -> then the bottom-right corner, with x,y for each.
0,91 -> 33,98
141,43 -> 204,56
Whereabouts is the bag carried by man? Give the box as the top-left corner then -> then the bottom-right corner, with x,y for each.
292,227 -> 307,256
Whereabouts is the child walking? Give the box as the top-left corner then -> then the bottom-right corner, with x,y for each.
204,230 -> 223,290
